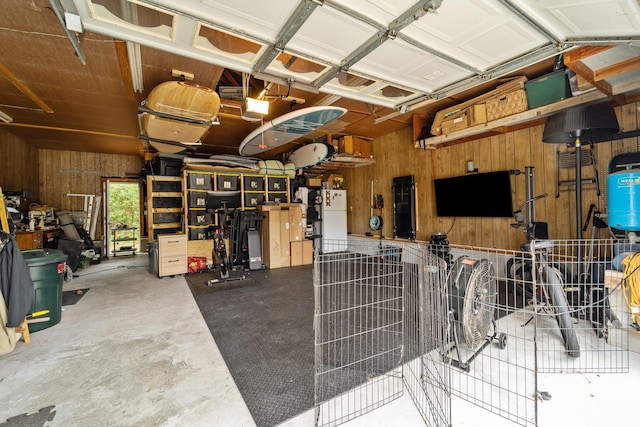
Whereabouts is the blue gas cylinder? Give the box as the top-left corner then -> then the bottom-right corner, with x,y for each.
608,171 -> 640,230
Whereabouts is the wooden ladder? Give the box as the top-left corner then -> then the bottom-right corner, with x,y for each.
0,187 -> 30,343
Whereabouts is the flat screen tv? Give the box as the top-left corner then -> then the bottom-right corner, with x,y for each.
433,171 -> 513,217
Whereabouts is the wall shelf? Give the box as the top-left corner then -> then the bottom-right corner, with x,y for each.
415,89 -> 610,149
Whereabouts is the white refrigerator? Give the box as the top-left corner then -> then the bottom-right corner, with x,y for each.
321,189 -> 347,253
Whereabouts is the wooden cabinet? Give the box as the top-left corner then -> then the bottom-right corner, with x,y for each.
147,176 -> 183,241
158,234 -> 187,277
15,230 -> 42,250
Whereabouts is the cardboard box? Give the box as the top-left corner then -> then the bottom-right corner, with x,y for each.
339,136 -> 372,158
440,104 -> 487,134
261,210 -> 291,269
307,178 -> 322,187
291,240 -> 313,266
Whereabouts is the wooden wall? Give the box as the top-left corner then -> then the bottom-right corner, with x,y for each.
342,102 -> 640,251
0,127 -> 40,200
38,149 -> 144,239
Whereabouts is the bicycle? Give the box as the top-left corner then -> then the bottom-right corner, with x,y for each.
506,188 -> 580,357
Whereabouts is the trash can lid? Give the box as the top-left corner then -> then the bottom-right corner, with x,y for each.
21,249 -> 68,266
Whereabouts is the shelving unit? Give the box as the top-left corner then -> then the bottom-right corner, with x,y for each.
111,227 -> 138,256
182,168 -> 290,241
147,176 -> 183,241
414,89 -> 610,149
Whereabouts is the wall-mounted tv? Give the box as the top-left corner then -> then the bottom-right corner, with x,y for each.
433,171 -> 513,217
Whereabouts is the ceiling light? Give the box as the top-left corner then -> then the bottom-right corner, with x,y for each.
0,110 -> 13,123
244,97 -> 269,115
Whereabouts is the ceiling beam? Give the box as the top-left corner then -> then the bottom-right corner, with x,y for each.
115,40 -> 136,101
0,63 -> 54,113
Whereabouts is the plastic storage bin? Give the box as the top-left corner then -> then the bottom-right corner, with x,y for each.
525,69 -> 572,108
21,249 -> 67,332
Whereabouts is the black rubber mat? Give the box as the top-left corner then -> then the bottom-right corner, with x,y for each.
186,266 -> 314,427
62,288 -> 90,306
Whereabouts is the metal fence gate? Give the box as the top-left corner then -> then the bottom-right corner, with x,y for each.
314,238 -> 631,427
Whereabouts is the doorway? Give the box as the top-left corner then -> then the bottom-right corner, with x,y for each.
103,179 -> 141,257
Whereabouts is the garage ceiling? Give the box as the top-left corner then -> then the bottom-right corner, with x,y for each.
1,0 -> 640,159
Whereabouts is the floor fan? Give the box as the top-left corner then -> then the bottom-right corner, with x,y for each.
445,256 -> 507,371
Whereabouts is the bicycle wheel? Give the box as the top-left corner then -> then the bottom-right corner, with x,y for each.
543,266 -> 580,358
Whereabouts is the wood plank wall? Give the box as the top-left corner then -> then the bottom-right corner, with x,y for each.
0,127 -> 40,200
38,149 -> 144,239
342,102 -> 640,251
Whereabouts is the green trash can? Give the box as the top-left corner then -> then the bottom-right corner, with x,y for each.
21,249 -> 68,332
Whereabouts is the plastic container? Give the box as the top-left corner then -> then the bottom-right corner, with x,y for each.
608,171 -> 640,230
148,241 -> 159,275
21,249 -> 67,332
524,69 -> 572,108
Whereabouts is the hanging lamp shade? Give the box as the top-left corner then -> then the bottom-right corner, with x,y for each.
542,104 -> 619,144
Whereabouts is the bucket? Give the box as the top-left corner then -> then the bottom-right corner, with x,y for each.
608,171 -> 640,230
21,249 -> 67,332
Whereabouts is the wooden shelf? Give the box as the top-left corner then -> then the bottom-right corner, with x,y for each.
309,154 -> 376,172
418,89 -> 610,149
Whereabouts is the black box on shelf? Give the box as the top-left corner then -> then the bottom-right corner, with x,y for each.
151,179 -> 182,192
217,175 -> 239,191
152,212 -> 181,224
152,197 -> 182,208
244,192 -> 265,208
189,210 -> 212,225
243,175 -> 264,191
188,226 -> 209,240
267,177 -> 287,192
188,173 -> 212,190
268,192 -> 287,204
150,154 -> 183,176
188,191 -> 207,208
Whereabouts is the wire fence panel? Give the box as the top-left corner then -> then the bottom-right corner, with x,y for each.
314,237 -> 633,427
314,241 -> 405,427
402,244 -> 452,427
528,239 -> 631,374
445,244 -> 538,427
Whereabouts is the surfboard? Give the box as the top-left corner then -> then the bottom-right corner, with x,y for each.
288,142 -> 335,169
141,81 -> 220,153
183,154 -> 260,170
238,106 -> 347,156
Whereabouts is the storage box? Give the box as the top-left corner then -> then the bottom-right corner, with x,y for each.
525,69 -> 572,108
267,177 -> 287,192
486,88 -> 528,121
291,240 -> 313,266
243,175 -> 265,191
187,256 -> 207,273
152,196 -> 182,209
153,212 -> 182,224
339,136 -> 372,158
150,154 -> 183,176
188,210 -> 211,225
188,173 -> 212,190
261,209 -> 291,269
244,192 -> 265,208
188,191 -> 207,208
151,179 -> 182,192
307,177 -> 322,187
188,226 -> 209,240
440,113 -> 468,134
268,193 -> 287,203
217,174 -> 239,191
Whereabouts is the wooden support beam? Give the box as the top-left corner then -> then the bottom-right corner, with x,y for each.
0,63 -> 53,113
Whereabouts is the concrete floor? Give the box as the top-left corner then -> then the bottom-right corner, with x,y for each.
1,254 -> 638,427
